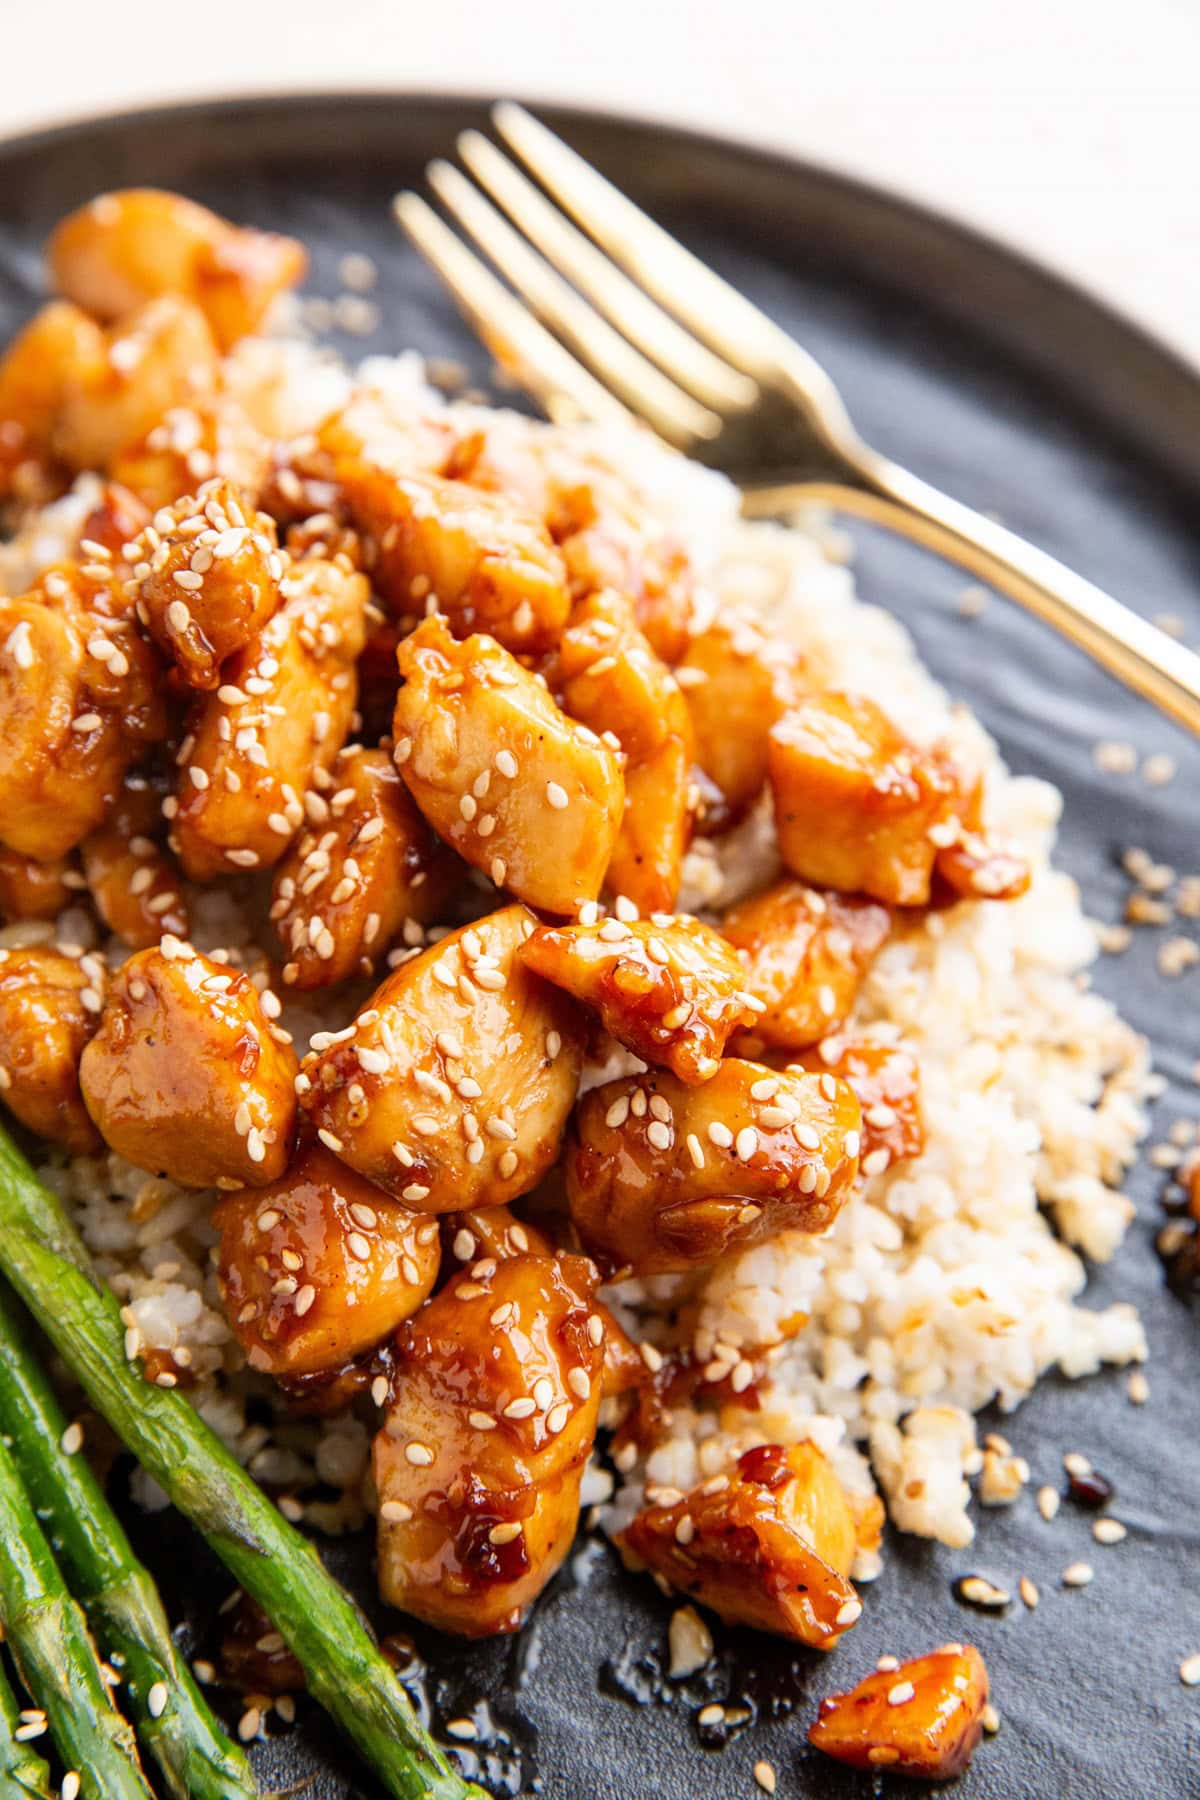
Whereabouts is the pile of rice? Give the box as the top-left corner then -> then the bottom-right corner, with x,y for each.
0,331 -> 1149,1556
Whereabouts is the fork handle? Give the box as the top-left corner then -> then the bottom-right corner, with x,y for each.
744,462 -> 1200,737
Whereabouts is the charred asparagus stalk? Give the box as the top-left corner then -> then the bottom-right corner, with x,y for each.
0,1126 -> 485,1800
0,1652 -> 54,1798
0,1429 -> 153,1800
0,1286 -> 259,1800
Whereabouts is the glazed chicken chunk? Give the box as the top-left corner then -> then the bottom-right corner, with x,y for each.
808,1643 -> 990,1779
49,189 -> 308,350
172,557 -> 367,880
215,1142 -> 440,1376
271,746 -> 460,989
769,692 -> 969,907
552,590 -> 692,913
393,616 -> 624,915
678,616 -> 804,820
722,880 -> 890,1051
80,942 -> 298,1188
0,945 -> 104,1153
55,297 -> 220,475
81,771 -> 188,948
130,478 -> 284,688
521,911 -> 760,1084
567,1059 -> 861,1275
345,465 -> 570,653
0,300 -> 105,500
0,565 -> 167,861
793,1035 -> 924,1174
621,1443 -> 868,1647
298,906 -> 584,1210
373,1252 -> 604,1635
0,849 -> 77,924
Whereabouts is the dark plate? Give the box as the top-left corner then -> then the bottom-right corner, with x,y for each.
1,94 -> 1198,1800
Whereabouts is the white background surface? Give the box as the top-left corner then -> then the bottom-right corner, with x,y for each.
2,0 -> 1198,365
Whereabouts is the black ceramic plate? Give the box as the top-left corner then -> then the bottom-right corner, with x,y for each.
1,95 -> 1198,1800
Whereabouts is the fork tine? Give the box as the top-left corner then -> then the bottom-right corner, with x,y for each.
392,192 -> 629,428
456,130 -> 756,416
493,103 -> 827,388
427,160 -> 719,449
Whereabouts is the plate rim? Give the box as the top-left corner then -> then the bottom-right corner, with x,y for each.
2,87 -> 1199,498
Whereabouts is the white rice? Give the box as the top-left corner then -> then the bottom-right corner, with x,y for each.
6,335 -> 1148,1558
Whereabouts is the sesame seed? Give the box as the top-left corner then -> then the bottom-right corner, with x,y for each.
697,1704 -> 724,1727
491,1302 -> 515,1327
674,1514 -> 695,1545
148,1682 -> 169,1718
887,1680 -> 915,1706
546,1402 -> 571,1434
587,1315 -> 604,1347
1037,1485 -> 1060,1521
380,1499 -> 413,1523
708,1122 -> 733,1149
347,1232 -> 372,1262
686,1132 -> 705,1168
295,1285 -> 316,1318
445,1718 -> 477,1741
503,1397 -> 536,1420
238,1707 -> 261,1742
753,1762 -> 777,1794
405,1442 -> 435,1466
734,1127 -> 757,1161
372,1375 -> 389,1407
1093,1518 -> 1127,1545
605,1095 -> 631,1129
1062,1561 -> 1094,1587
1180,1654 -> 1200,1686
1019,1576 -> 1039,1608
60,1421 -> 85,1456
647,1121 -> 672,1151
62,1775 -> 81,1800
835,1598 -> 862,1626
546,781 -> 569,809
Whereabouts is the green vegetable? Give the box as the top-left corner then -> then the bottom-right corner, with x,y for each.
0,1428 -> 152,1799
0,1125 -> 485,1800
0,1285 -> 258,1799
0,1651 -> 54,1798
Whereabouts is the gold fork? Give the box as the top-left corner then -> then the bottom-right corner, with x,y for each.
395,103 -> 1200,736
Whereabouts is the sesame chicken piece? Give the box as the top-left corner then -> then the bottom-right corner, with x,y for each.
0,945 -> 103,1153
0,565 -> 167,861
130,478 -> 284,689
520,912 -> 759,1084
49,189 -> 307,350
214,1142 -> 440,1377
112,390 -> 269,511
566,1059 -> 861,1276
0,300 -> 106,501
621,1443 -> 866,1647
770,693 -> 1029,910
678,617 -> 805,820
373,1252 -> 604,1636
55,297 -> 220,474
112,395 -> 271,513
393,616 -> 624,916
81,770 -> 188,948
298,905 -> 584,1210
271,746 -> 461,990
0,848 -> 77,923
440,1205 -> 553,1269
792,1037 -> 924,1173
172,556 -> 368,880
555,492 -> 697,664
768,692 -> 973,906
722,880 -> 890,1051
551,590 -> 692,913
80,942 -> 298,1189
808,1643 -> 990,1779
342,465 -> 570,654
